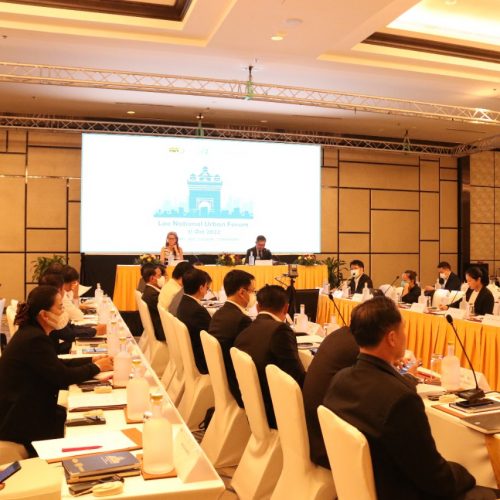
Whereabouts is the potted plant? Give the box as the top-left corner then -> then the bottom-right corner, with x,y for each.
31,255 -> 67,282
322,257 -> 347,289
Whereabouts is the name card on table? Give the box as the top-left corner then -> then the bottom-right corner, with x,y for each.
174,427 -> 218,483
351,293 -> 363,303
445,307 -> 466,320
482,314 -> 500,327
410,303 -> 426,313
332,290 -> 343,299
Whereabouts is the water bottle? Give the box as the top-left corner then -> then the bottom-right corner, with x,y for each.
143,394 -> 173,474
435,279 -> 441,290
441,342 -> 460,391
126,359 -> 150,421
95,283 -> 103,306
418,290 -> 427,305
248,251 -> 255,266
113,337 -> 132,387
106,319 -> 120,357
362,282 -> 371,302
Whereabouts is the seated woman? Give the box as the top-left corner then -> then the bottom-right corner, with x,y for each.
401,270 -> 421,304
445,266 -> 494,315
0,286 -> 113,455
160,231 -> 184,263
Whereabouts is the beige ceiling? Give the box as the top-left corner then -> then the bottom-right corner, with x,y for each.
0,0 -> 498,145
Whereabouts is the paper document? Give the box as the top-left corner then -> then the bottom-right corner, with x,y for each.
68,390 -> 127,412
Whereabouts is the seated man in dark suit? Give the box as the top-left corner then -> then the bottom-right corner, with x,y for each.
246,234 -> 272,262
401,269 -> 421,304
324,296 -> 499,500
425,261 -> 462,299
348,259 -> 373,294
209,269 -> 255,406
234,285 -> 305,428
302,326 -> 359,469
141,265 -> 166,341
176,268 -> 212,374
39,273 -> 105,354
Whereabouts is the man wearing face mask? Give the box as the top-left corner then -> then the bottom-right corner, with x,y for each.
348,259 -> 373,295
209,270 -> 256,407
234,285 -> 305,428
141,265 -> 166,342
0,286 -> 113,455
425,261 -> 462,294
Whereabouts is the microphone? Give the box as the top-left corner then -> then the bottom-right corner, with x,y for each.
328,292 -> 347,326
445,314 -> 485,402
384,275 -> 400,296
274,275 -> 287,287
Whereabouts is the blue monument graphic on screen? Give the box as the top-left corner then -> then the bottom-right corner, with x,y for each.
154,166 -> 253,219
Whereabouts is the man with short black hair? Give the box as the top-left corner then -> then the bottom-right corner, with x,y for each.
141,265 -> 165,342
60,265 -> 85,322
234,285 -> 305,428
348,259 -> 373,294
324,297 -> 498,500
425,261 -> 462,294
246,235 -> 272,261
176,268 -> 212,374
209,269 -> 255,406
158,261 -> 193,314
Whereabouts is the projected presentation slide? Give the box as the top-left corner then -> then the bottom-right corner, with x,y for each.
81,134 -> 321,254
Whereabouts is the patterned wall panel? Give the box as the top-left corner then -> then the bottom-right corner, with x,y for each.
0,177 -> 25,251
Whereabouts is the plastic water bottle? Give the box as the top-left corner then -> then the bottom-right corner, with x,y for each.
143,394 -> 173,474
95,283 -> 103,305
435,279 -> 441,290
248,251 -> 255,266
441,342 -> 460,391
106,319 -> 120,357
126,359 -> 150,421
362,282 -> 371,302
418,290 -> 427,305
113,337 -> 132,387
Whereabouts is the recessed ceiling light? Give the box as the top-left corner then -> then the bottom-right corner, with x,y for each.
126,110 -> 135,115
260,119 -> 268,123
271,34 -> 284,41
285,18 -> 303,27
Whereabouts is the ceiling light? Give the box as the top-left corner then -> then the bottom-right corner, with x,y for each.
126,110 -> 135,115
260,119 -> 268,123
285,18 -> 303,27
271,33 -> 285,41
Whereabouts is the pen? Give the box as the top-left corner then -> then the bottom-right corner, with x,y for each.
61,445 -> 103,453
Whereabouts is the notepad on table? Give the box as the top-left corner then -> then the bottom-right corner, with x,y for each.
68,390 -> 127,412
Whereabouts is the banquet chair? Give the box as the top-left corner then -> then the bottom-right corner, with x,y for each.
200,331 -> 251,467
158,305 -> 184,405
0,440 -> 28,465
317,405 -> 377,500
266,365 -> 335,500
174,318 -> 214,430
230,347 -> 282,500
6,303 -> 18,338
134,290 -> 149,354
136,296 -> 170,376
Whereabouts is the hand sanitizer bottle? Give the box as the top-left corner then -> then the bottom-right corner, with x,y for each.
248,251 -> 255,266
95,283 -> 103,305
362,282 -> 370,302
143,394 -> 173,474
126,359 -> 150,421
113,337 -> 132,387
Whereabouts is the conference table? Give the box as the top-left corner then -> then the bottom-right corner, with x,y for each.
317,295 -> 500,392
113,264 -> 328,311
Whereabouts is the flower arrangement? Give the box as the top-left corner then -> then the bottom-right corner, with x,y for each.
321,257 -> 347,289
135,253 -> 161,266
295,254 -> 318,266
216,253 -> 242,266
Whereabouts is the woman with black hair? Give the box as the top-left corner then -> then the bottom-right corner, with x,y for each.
0,286 -> 113,455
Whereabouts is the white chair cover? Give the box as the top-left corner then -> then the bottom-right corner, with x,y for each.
134,290 -> 149,354
200,331 -> 251,467
6,304 -> 18,338
317,405 -> 377,500
266,365 -> 335,500
230,347 -> 282,500
158,305 -> 184,405
136,296 -> 170,376
174,318 -> 214,430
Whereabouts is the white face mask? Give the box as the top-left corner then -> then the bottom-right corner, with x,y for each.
45,310 -> 70,331
439,272 -> 446,280
351,269 -> 360,278
156,276 -> 166,288
246,292 -> 257,310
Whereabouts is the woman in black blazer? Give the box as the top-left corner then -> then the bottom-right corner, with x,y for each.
0,286 -> 113,455
463,266 -> 495,315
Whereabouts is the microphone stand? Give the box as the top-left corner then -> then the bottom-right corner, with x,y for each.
327,292 -> 347,327
445,314 -> 486,403
384,275 -> 400,296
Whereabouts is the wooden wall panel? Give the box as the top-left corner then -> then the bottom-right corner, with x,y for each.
470,224 -> 494,261
420,193 -> 439,241
27,178 -> 67,228
0,254 -> 25,302
371,191 -> 418,210
371,254 -> 419,288
420,160 -> 439,192
68,203 -> 81,253
371,211 -> 419,253
470,187 -> 494,223
27,229 -> 67,252
440,181 -> 458,228
339,233 -> 369,253
7,130 -> 27,153
339,163 -> 419,190
27,147 -> 81,177
470,151 -> 494,186
339,189 -> 369,232
0,177 -> 25,251
0,153 -> 25,175
420,241 -> 439,286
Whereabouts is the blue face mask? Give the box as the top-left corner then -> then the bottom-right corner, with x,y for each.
401,280 -> 407,288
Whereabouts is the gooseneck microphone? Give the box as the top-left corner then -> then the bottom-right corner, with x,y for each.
328,292 -> 347,326
445,314 -> 485,402
384,275 -> 400,296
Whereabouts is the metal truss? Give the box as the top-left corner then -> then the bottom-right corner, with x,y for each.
0,114 -> 460,156
453,134 -> 500,156
0,61 -> 498,126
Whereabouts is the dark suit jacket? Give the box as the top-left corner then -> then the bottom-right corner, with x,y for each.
465,286 -> 494,315
302,327 -> 359,469
177,295 -> 212,374
50,324 -> 96,354
349,273 -> 373,294
208,302 -> 252,407
142,284 -> 165,341
402,284 -> 422,304
0,323 -> 99,448
246,246 -> 272,261
324,353 -> 476,500
442,272 -> 461,291
234,313 -> 305,428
